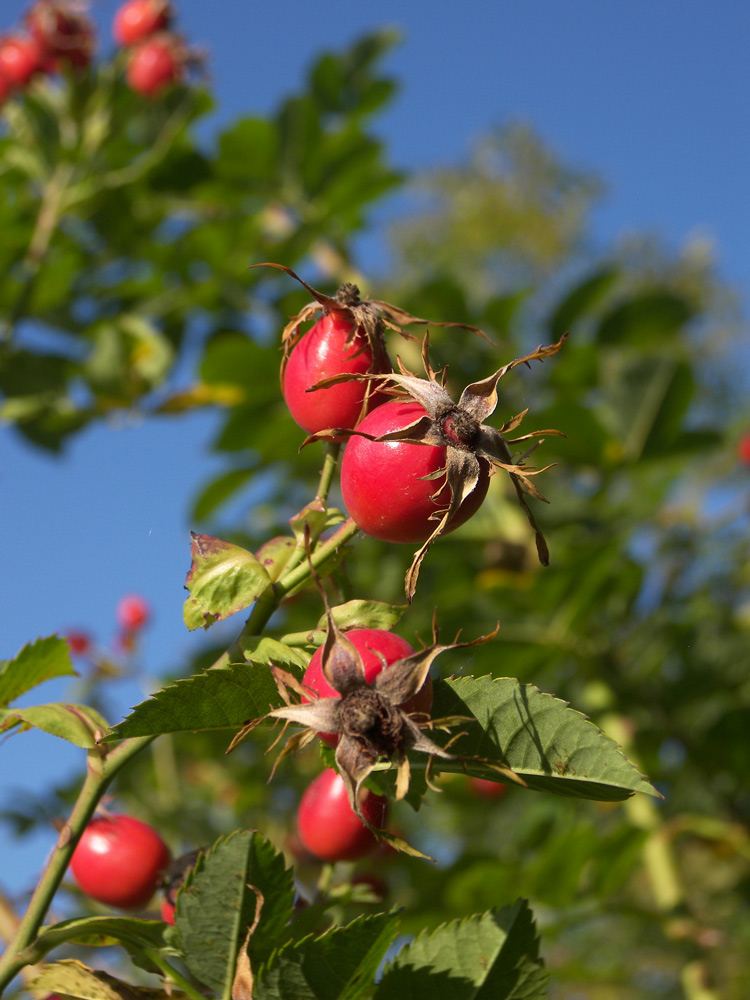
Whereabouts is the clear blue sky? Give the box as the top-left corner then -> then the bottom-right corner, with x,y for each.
1,0 -> 748,897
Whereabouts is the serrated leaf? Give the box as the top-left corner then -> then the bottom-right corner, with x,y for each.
102,656 -> 296,742
30,958 -> 185,1000
315,600 -> 407,632
0,635 -> 77,707
257,912 -> 400,1000
178,831 -> 295,996
184,532 -> 272,631
430,676 -> 658,800
375,901 -> 546,1000
0,703 -> 109,748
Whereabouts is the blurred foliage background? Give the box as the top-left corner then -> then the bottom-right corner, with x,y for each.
2,27 -> 749,1000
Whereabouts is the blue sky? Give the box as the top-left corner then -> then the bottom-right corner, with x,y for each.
1,0 -> 748,898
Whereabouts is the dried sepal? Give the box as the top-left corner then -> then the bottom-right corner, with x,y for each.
253,263 -> 493,381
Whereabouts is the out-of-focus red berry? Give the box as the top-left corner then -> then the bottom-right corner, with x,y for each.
26,1 -> 94,69
126,35 -> 182,96
737,433 -> 750,467
0,72 -> 13,102
160,898 -> 176,924
116,593 -> 151,631
113,0 -> 172,47
468,776 -> 508,799
0,36 -> 45,88
65,630 -> 91,656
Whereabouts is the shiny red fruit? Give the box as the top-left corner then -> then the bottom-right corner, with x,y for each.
738,433 -> 750,467
116,593 -> 150,631
341,399 -> 491,543
160,897 -> 176,924
282,312 -> 388,436
468,776 -> 508,799
113,0 -> 172,47
126,36 -> 181,96
0,36 -> 44,88
297,769 -> 387,863
70,815 -> 171,909
302,628 -> 433,747
26,2 -> 94,69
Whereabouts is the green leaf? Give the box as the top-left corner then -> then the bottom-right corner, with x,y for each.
0,703 -> 109,748
316,600 -> 407,633
183,532 -> 272,631
549,267 -> 618,338
30,958 -> 183,1000
255,536 -> 298,583
597,290 -> 695,345
31,915 -> 175,973
431,676 -> 658,800
375,901 -> 547,1000
258,912 -> 400,1000
103,640 -> 308,742
0,635 -> 77,707
178,831 -> 295,996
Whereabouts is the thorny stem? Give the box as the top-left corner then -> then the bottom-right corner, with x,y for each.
213,516 -> 360,668
0,736 -> 155,995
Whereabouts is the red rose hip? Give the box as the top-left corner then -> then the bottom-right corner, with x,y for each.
70,814 -> 171,909
282,311 -> 388,436
341,399 -> 491,544
113,0 -> 172,47
126,35 -> 182,96
297,769 -> 387,863
302,628 -> 433,746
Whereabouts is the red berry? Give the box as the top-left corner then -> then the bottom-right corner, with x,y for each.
341,399 -> 491,544
302,629 -> 433,747
116,593 -> 150,631
113,0 -> 172,47
0,73 -> 11,103
468,776 -> 508,799
0,36 -> 45,88
160,897 -> 176,924
65,630 -> 91,656
126,35 -> 182,96
70,815 -> 171,909
297,769 -> 387,863
26,2 -> 94,69
282,312 -> 389,437
738,433 -> 750,467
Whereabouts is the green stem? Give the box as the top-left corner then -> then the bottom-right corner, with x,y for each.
0,161 -> 75,346
0,735 -> 155,994
145,950 -> 206,1000
278,442 -> 343,584
316,442 -> 341,503
214,517 -> 360,668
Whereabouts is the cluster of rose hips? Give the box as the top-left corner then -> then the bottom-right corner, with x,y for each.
0,1 -> 94,101
66,592 -> 151,661
112,0 -> 190,98
277,266 -> 562,588
0,0 -> 190,105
